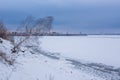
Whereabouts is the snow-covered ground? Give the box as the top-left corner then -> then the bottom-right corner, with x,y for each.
0,36 -> 120,80
40,35 -> 120,67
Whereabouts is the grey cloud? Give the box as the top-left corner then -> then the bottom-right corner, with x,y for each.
0,0 -> 120,33
0,0 -> 120,10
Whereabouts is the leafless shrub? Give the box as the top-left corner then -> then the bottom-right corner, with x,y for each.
0,51 -> 15,65
12,16 -> 54,53
0,38 -> 3,43
0,21 -> 8,40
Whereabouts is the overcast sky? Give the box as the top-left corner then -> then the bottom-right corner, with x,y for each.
0,0 -> 120,33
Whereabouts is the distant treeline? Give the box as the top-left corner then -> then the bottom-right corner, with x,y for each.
8,32 -> 88,36
8,31 -> 120,36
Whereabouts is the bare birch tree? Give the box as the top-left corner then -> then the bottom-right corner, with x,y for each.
12,16 -> 54,53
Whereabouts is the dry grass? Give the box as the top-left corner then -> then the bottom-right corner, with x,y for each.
0,51 -> 15,65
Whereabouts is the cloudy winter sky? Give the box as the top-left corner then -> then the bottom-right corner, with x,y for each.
0,0 -> 120,33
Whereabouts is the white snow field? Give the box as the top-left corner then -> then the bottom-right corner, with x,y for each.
0,36 -> 120,80
41,35 -> 120,67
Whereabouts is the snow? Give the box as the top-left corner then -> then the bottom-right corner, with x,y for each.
0,36 -> 120,80
9,54 -> 105,80
40,35 -> 120,67
0,38 -> 13,54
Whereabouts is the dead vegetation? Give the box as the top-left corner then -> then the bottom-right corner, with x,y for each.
0,51 -> 15,65
0,21 -> 8,40
0,16 -> 54,65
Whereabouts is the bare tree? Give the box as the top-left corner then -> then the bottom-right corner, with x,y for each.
16,16 -> 54,35
16,16 -> 35,34
34,16 -> 54,34
12,16 -> 54,53
0,21 -> 8,39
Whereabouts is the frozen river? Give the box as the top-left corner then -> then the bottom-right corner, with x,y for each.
40,35 -> 120,67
